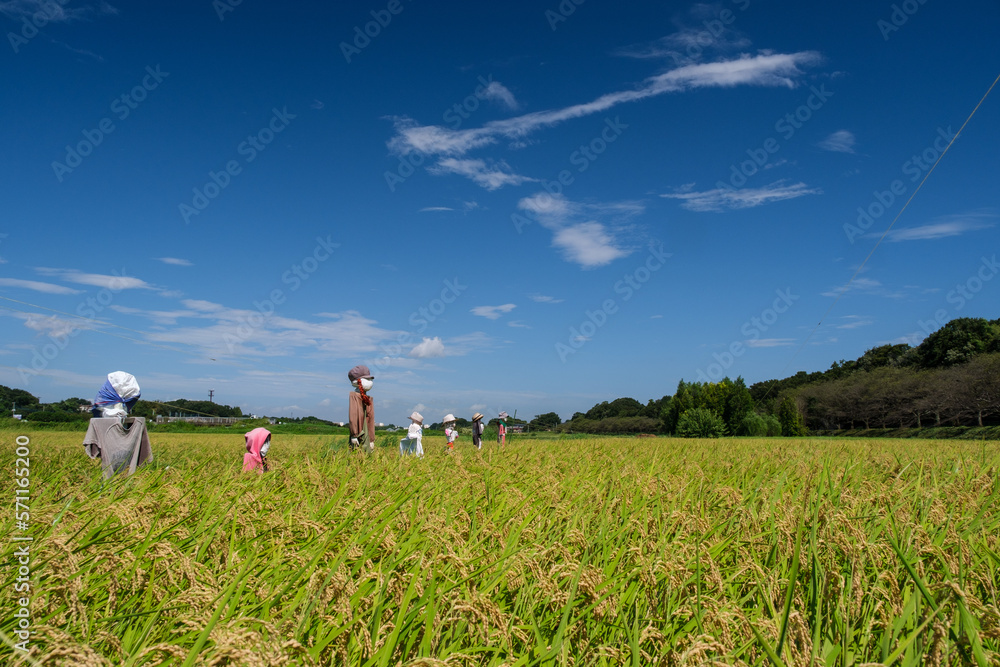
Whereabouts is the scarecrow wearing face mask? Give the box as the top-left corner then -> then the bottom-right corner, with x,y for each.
347,364 -> 376,453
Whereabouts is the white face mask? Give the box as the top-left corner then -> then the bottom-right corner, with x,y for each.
356,377 -> 373,392
260,438 -> 270,456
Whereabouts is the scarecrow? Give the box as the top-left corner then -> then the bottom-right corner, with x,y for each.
471,412 -> 485,450
400,411 -> 423,456
347,365 -> 376,452
243,427 -> 271,472
443,414 -> 457,451
497,411 -> 508,445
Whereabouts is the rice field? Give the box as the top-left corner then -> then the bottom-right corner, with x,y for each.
2,430 -> 999,665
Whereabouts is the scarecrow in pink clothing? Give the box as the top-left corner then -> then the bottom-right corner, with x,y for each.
243,427 -> 271,472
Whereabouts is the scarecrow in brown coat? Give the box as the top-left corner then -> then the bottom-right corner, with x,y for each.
347,364 -> 376,452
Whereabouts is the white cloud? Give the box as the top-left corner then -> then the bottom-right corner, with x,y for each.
507,320 -> 530,328
552,222 -> 629,268
156,257 -> 193,266
883,212 -> 995,242
836,316 -> 874,329
517,193 -> 642,268
481,81 -> 519,110
429,158 -> 536,190
410,337 -> 446,358
818,130 -> 856,153
530,294 -> 564,303
821,277 -> 904,299
471,304 -> 516,320
389,51 -> 822,157
661,180 -> 821,212
0,0 -> 100,21
419,206 -> 454,212
35,268 -> 155,290
0,278 -> 83,295
746,338 -> 796,348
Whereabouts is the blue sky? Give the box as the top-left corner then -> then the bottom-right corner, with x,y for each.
1,0 -> 998,425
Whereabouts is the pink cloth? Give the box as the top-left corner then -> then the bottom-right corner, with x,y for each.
243,427 -> 271,472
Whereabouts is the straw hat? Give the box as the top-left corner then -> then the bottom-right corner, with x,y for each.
443,413 -> 456,423
472,412 -> 483,421
409,411 -> 423,424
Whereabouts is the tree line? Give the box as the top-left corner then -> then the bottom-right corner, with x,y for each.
533,316 -> 1000,437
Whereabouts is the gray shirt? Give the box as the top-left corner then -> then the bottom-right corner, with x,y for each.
83,417 -> 153,479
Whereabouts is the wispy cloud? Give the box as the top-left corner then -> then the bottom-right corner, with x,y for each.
419,206 -> 454,212
471,304 -> 516,320
35,268 -> 156,291
0,278 -> 83,295
409,336 -> 446,358
518,193 -> 642,268
530,294 -> 564,303
156,257 -> 193,266
616,5 -> 752,63
836,315 -> 873,329
118,299 -> 398,360
818,130 -> 856,153
882,212 -> 996,242
481,81 -> 519,110
389,51 -> 822,158
507,320 -> 530,328
822,277 -> 904,299
660,180 -> 821,212
429,158 -> 536,190
746,338 -> 796,348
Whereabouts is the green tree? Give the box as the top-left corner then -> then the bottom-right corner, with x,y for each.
777,395 -> 807,436
529,412 -> 562,430
676,408 -> 727,438
917,317 -> 1000,368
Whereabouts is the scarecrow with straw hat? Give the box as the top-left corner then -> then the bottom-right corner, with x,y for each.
471,412 -> 485,450
497,411 -> 508,445
347,364 -> 376,453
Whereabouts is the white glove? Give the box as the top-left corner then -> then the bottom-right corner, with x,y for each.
350,437 -> 359,447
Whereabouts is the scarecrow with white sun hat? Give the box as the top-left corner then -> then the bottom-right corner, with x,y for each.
400,411 -> 424,457
443,413 -> 458,451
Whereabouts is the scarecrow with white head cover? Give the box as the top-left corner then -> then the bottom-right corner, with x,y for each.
347,364 -> 376,452
443,414 -> 457,451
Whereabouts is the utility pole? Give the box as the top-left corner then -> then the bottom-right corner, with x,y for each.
208,389 -> 215,403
